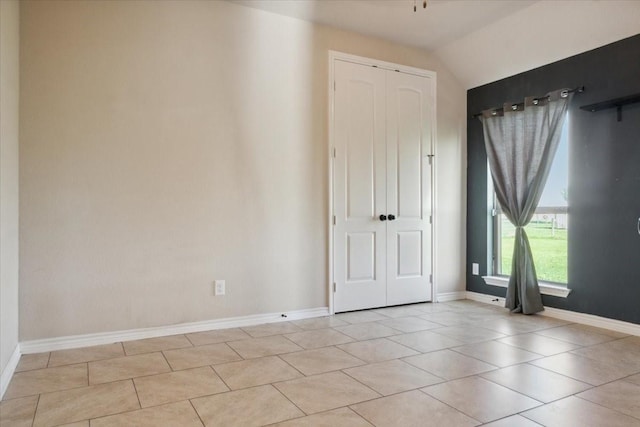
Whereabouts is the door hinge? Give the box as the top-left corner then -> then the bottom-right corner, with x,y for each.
429,274 -> 433,284
333,81 -> 336,91
333,215 -> 336,225
333,282 -> 337,292
429,215 -> 432,224
333,147 -> 336,158
427,154 -> 434,165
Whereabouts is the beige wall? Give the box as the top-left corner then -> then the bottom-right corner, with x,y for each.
1,0 -> 20,374
19,0 -> 467,340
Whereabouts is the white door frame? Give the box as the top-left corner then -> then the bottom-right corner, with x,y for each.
328,50 -> 438,314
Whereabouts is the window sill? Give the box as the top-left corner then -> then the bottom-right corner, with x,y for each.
482,276 -> 572,298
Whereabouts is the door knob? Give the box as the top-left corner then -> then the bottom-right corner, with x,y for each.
379,214 -> 387,221
388,214 -> 396,221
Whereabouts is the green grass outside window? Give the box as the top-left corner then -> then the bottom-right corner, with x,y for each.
500,220 -> 568,284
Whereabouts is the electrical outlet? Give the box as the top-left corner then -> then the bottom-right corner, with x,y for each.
214,280 -> 225,296
472,263 -> 479,276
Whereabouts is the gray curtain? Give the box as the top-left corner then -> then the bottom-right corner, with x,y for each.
481,89 -> 572,314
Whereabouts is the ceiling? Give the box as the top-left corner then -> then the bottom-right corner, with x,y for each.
230,0 -> 640,89
231,0 -> 538,51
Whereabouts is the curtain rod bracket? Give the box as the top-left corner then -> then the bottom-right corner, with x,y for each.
471,86 -> 585,119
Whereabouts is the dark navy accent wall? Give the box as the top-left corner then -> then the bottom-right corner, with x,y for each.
466,34 -> 640,324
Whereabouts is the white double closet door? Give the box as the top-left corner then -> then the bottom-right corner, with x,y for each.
333,59 -> 434,313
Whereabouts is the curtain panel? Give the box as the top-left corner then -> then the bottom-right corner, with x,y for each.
481,89 -> 572,314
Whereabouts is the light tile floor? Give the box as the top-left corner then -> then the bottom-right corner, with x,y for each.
2,299 -> 640,426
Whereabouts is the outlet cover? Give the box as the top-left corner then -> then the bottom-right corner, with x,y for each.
472,263 -> 479,276
215,280 -> 225,296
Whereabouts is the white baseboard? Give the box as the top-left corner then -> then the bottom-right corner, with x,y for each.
0,344 -> 21,400
437,291 -> 467,302
465,291 -> 506,307
540,306 -> 640,336
466,291 -> 640,336
20,307 -> 330,355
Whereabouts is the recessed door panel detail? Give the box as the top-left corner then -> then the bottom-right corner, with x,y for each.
396,231 -> 422,278
347,232 -> 376,282
346,82 -> 376,219
396,89 -> 422,219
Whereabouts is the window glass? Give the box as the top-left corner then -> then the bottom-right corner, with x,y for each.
496,119 -> 569,284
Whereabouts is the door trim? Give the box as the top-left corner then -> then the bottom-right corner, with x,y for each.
328,50 -> 438,314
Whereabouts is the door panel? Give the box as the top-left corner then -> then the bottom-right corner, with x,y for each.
347,232 -> 376,281
346,80 -> 377,219
333,60 -> 387,312
396,89 -> 423,219
397,231 -> 422,277
386,71 -> 433,306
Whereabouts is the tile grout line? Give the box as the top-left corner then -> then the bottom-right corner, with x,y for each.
477,368 -> 587,407
279,333 -> 306,349
130,378 -> 143,410
378,385 -> 485,424
208,365 -> 232,392
4,382 -> 95,402
86,397 -> 173,425
530,330 -> 619,347
400,356 -> 495,384
279,345 -> 369,377
518,410 -> 545,426
183,333 -> 198,347
159,350 -> 175,372
260,407 -> 372,427
515,391 -> 640,424
444,338 -> 590,372
223,341 -> 246,362
415,379 -> 509,425
446,345 -> 513,365
270,381 -> 310,417
110,395 -> 216,413
519,358 -> 607,386
338,367 -> 388,397
274,354 -> 308,378
494,334 -> 581,355
573,393 -> 640,422
188,399 -> 207,427
482,412 -> 543,426
45,381 -> 159,426
29,393 -> 41,427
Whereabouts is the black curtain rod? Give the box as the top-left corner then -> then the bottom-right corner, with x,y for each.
471,86 -> 585,119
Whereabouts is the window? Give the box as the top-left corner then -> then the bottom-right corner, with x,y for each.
493,119 -> 569,284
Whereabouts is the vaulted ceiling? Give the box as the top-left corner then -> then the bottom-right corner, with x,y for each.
232,0 -> 537,51
231,0 -> 640,89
